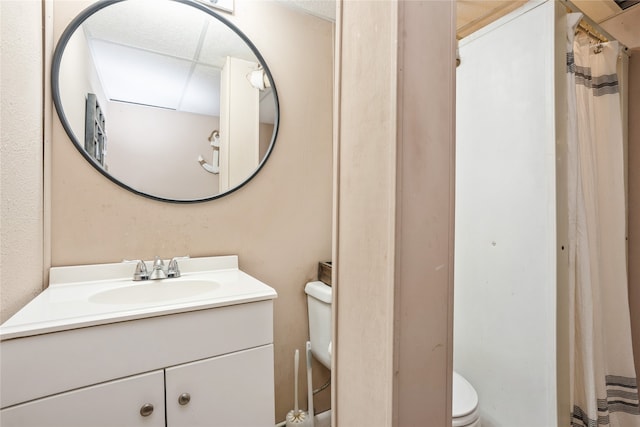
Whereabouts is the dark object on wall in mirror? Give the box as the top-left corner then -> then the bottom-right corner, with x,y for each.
84,93 -> 106,166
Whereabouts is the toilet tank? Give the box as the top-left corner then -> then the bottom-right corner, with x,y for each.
305,281 -> 332,370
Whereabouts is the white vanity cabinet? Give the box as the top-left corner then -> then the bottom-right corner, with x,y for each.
1,345 -> 274,427
0,371 -> 166,427
1,300 -> 276,427
0,256 -> 277,427
166,344 -> 275,427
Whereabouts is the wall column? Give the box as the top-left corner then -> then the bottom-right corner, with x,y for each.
334,1 -> 456,425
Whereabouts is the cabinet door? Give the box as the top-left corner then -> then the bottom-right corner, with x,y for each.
166,344 -> 275,427
0,370 -> 165,427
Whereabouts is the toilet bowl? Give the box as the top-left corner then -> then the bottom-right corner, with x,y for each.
452,371 -> 481,427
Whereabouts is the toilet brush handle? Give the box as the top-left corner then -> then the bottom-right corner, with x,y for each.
306,341 -> 315,426
294,349 -> 300,412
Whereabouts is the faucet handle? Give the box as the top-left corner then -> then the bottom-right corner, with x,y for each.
152,256 -> 165,270
149,256 -> 167,280
127,260 -> 149,281
167,256 -> 190,278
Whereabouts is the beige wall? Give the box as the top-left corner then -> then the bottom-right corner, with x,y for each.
106,102 -> 220,200
335,0 -> 455,425
0,1 -> 45,324
0,0 -> 335,422
629,49 -> 640,378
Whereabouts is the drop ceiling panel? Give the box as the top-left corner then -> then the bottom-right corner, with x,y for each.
90,40 -> 192,110
199,22 -> 258,67
83,0 -> 205,60
179,65 -> 221,116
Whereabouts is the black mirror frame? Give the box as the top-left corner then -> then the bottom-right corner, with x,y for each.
51,0 -> 280,203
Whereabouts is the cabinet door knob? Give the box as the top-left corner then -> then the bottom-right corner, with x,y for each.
178,393 -> 191,405
140,403 -> 154,417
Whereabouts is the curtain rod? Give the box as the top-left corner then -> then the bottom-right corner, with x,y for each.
577,20 -> 608,44
562,0 -> 630,55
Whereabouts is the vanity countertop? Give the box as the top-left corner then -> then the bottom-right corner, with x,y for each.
0,256 -> 277,340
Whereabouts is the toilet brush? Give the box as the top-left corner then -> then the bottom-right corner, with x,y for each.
286,349 -> 313,427
306,341 -> 315,427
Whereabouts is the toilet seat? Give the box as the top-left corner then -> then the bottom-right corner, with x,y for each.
452,371 -> 480,427
452,407 -> 480,427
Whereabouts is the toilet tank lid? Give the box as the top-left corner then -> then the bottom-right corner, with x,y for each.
305,281 -> 332,303
452,371 -> 479,418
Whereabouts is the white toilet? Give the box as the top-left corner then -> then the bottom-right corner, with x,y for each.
305,281 -> 332,370
305,280 -> 480,427
452,371 -> 481,427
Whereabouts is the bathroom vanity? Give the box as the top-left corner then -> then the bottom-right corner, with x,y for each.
0,256 -> 277,427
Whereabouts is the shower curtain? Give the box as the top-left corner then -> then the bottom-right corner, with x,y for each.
567,13 -> 640,427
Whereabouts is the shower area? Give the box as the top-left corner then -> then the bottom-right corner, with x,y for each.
454,1 -> 635,425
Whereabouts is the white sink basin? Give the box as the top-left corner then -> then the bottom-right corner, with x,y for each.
89,280 -> 221,305
0,256 -> 277,340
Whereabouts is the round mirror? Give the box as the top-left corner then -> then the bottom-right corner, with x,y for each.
52,0 -> 279,203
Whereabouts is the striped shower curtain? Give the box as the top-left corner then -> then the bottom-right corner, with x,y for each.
566,13 -> 640,427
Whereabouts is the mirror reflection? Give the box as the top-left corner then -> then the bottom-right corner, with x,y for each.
54,0 -> 279,202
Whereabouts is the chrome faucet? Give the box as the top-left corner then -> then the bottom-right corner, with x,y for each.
132,260 -> 149,281
167,256 -> 189,278
149,256 -> 167,280
127,256 -> 189,281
